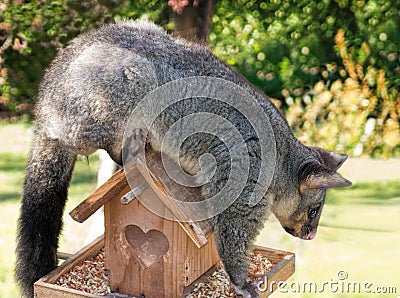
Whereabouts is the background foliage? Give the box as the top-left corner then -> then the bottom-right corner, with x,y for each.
211,0 -> 400,97
273,29 -> 399,157
0,0 -> 169,116
0,0 -> 399,156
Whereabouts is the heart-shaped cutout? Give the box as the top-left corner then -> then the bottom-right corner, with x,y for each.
124,225 -> 169,268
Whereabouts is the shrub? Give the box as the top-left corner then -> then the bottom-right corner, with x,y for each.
277,29 -> 399,157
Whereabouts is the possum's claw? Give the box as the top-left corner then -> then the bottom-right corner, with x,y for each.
231,281 -> 260,298
124,128 -> 149,162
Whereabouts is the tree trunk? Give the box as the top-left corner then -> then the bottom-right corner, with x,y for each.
172,0 -> 215,42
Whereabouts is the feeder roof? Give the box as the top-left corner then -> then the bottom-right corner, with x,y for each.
70,150 -> 214,248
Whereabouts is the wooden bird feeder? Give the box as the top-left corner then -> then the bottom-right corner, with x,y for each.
34,149 -> 295,298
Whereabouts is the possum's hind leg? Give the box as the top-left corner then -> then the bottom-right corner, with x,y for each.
15,128 -> 76,297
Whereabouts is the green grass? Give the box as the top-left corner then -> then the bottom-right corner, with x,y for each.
0,122 -> 399,297
327,181 -> 400,204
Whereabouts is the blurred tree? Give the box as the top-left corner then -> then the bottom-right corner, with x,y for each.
209,0 -> 399,101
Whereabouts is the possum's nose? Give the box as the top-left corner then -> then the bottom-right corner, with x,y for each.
304,230 -> 317,240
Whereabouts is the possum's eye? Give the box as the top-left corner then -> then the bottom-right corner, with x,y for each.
308,204 -> 320,219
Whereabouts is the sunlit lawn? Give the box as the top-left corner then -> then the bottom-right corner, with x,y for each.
0,122 -> 399,297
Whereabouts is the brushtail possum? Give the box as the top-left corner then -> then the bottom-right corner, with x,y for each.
16,20 -> 351,297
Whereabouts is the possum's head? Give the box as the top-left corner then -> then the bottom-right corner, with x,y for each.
272,148 -> 351,240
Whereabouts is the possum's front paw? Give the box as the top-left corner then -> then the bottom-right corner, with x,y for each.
231,281 -> 260,298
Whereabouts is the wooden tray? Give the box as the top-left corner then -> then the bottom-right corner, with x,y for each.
34,236 -> 106,298
253,246 -> 295,297
34,237 -> 294,298
183,245 -> 295,297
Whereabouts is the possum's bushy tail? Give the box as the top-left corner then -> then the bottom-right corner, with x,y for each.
15,128 -> 76,297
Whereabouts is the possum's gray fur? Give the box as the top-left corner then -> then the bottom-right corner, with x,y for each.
16,20 -> 351,298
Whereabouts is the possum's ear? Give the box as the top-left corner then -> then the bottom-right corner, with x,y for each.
301,171 -> 352,190
313,147 -> 348,171
299,158 -> 352,190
